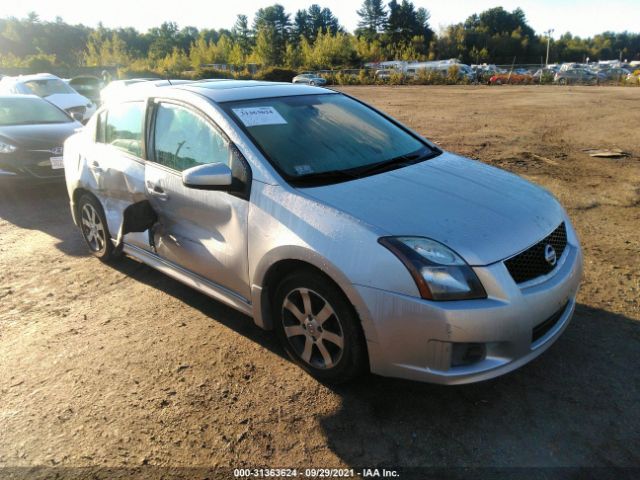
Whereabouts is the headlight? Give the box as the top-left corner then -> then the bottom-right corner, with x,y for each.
379,237 -> 486,301
0,141 -> 17,154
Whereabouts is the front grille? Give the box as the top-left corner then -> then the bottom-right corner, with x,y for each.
532,302 -> 568,343
14,150 -> 65,179
505,223 -> 567,284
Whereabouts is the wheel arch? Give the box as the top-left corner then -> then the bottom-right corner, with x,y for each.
251,248 -> 379,344
71,187 -> 98,226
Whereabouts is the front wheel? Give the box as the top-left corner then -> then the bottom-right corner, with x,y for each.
273,271 -> 367,384
78,194 -> 115,261
309,80 -> 316,86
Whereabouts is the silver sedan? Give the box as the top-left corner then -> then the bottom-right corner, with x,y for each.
292,73 -> 327,86
63,80 -> 582,384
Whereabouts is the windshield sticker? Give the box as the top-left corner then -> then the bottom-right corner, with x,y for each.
294,165 -> 314,175
232,106 -> 287,127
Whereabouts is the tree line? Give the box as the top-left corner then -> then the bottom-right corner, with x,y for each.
1,3 -> 639,76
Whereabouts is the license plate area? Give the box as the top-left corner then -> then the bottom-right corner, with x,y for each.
50,157 -> 64,169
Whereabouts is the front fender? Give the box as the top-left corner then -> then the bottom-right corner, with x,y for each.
251,245 -> 379,343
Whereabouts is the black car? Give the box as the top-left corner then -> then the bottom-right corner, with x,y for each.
68,75 -> 103,105
0,95 -> 81,181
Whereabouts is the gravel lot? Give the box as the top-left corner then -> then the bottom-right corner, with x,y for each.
1,85 -> 639,477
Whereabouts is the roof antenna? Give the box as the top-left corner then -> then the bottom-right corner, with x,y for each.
165,70 -> 172,86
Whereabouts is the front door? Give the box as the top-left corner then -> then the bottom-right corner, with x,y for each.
144,100 -> 251,300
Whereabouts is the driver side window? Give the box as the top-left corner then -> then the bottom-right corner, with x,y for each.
152,103 -> 230,172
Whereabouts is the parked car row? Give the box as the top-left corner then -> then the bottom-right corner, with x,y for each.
0,73 -> 173,180
0,73 -> 96,122
297,61 -> 638,86
361,59 -> 478,82
482,61 -> 637,86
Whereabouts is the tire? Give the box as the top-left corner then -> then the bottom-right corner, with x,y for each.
309,81 -> 316,86
273,271 -> 367,384
77,193 -> 115,261
559,78 -> 567,85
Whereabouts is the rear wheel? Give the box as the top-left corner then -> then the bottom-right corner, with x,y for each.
78,194 -> 115,261
273,271 -> 367,384
309,80 -> 316,86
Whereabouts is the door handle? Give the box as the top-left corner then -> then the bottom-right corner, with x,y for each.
146,181 -> 169,200
89,160 -> 103,173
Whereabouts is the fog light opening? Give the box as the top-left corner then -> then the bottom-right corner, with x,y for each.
451,343 -> 486,367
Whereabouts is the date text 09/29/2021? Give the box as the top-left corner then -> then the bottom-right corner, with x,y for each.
233,468 -> 400,478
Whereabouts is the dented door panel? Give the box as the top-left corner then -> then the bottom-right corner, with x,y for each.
145,163 -> 250,300
85,144 -> 149,250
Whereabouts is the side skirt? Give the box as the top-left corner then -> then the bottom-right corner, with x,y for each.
122,242 -> 254,317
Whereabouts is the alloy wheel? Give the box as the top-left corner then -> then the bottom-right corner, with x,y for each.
281,287 -> 344,369
81,203 -> 106,252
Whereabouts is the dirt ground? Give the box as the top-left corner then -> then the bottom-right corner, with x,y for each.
1,86 -> 639,476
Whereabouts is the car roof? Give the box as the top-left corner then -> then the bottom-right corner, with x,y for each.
6,73 -> 62,83
0,94 -> 47,101
175,79 -> 332,103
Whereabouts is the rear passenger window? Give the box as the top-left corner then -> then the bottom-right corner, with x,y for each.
152,103 -> 230,172
104,102 -> 144,157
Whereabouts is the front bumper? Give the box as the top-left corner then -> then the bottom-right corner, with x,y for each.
357,240 -> 583,385
0,152 -> 65,182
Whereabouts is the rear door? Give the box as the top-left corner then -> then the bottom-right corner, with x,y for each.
85,101 -> 151,250
144,100 -> 251,300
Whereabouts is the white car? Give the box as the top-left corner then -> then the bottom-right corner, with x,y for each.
100,78 -> 159,105
0,73 -> 96,123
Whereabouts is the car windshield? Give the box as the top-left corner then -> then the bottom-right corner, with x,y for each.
0,97 -> 72,126
23,79 -> 75,97
222,93 -> 435,184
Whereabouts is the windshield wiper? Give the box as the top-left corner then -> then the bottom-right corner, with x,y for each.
289,169 -> 360,187
289,147 -> 439,187
348,147 -> 437,178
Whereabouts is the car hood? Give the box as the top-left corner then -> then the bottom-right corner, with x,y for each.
43,93 -> 91,110
301,152 -> 565,266
0,122 -> 81,149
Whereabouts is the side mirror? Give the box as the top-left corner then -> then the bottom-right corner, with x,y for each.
70,111 -> 84,123
182,162 -> 233,189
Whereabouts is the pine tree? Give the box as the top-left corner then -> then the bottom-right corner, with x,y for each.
232,14 -> 253,56
356,0 -> 387,39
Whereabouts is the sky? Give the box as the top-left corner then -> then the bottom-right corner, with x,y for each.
0,0 -> 638,38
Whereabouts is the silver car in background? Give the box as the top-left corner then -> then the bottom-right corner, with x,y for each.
63,80 -> 582,384
292,73 -> 327,86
